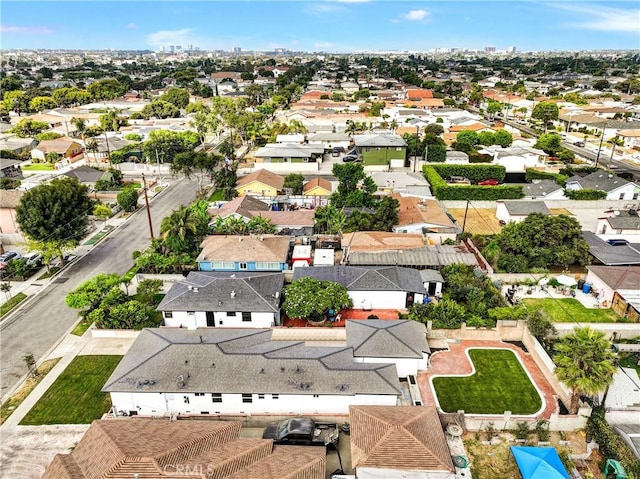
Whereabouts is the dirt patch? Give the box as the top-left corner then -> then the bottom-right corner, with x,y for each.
448,208 -> 503,235
550,208 -> 573,216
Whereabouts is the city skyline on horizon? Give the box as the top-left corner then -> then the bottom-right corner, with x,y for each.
1,1 -> 639,53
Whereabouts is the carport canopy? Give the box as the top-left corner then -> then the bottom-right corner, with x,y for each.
510,446 -> 570,479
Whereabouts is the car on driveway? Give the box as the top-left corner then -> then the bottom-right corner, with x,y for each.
477,179 -> 499,186
331,146 -> 345,157
0,251 -> 22,277
342,155 -> 360,162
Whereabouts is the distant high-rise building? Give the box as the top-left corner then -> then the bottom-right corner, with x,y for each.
233,47 -> 242,53
187,44 -> 193,51
506,46 -> 516,53
159,46 -> 165,52
168,45 -> 175,53
176,45 -> 182,51
485,46 -> 496,53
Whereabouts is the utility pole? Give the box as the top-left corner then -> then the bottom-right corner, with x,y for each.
595,124 -> 606,169
461,199 -> 470,233
141,173 -> 154,240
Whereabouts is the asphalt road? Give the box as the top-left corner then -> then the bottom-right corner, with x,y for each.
0,178 -> 198,400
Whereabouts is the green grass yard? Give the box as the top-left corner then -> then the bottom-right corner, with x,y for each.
433,349 -> 542,415
523,298 -> 622,323
21,163 -> 55,171
20,355 -> 122,425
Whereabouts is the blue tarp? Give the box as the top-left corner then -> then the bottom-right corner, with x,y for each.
510,446 -> 570,479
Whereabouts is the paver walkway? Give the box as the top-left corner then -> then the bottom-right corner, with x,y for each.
417,340 -> 558,419
282,308 -> 400,327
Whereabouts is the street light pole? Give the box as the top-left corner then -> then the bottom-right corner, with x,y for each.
595,124 -> 606,169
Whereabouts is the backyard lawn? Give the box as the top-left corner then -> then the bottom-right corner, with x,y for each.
523,298 -> 621,323
433,349 -> 542,415
20,355 -> 122,425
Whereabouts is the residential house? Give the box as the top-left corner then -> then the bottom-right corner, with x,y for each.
197,235 -> 290,272
236,169 -> 284,197
597,208 -> 640,242
84,136 -> 139,166
565,172 -> 639,201
275,134 -> 305,144
103,328 -> 402,416
349,406 -> 456,479
612,424 -> 640,460
420,269 -> 445,296
0,189 -> 23,241
392,195 -> 459,244
63,165 -> 110,190
369,172 -> 432,197
585,265 -> 640,319
604,368 -> 640,426
341,231 -> 426,254
583,231 -> 640,266
345,246 -> 479,270
619,129 -> 640,149
0,158 -> 22,180
42,419 -> 327,479
302,177 -> 332,197
478,145 -> 547,173
496,201 -> 551,224
157,271 -> 284,328
403,89 -> 445,109
31,138 -> 83,164
445,151 -> 470,164
352,134 -> 407,169
292,265 -> 426,309
347,320 -> 430,377
306,132 -> 351,151
523,180 -> 566,200
0,137 -> 38,156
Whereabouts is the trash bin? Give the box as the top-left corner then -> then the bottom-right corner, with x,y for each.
577,279 -> 585,290
582,283 -> 592,294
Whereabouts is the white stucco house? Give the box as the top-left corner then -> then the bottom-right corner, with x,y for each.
496,201 -> 551,224
346,320 -> 430,378
102,328 -> 402,416
523,180 -> 566,200
156,271 -> 284,329
596,208 -> 640,242
292,265 -> 426,310
565,172 -> 640,201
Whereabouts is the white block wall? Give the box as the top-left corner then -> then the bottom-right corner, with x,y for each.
163,311 -> 275,329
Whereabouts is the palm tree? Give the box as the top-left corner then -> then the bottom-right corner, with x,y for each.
553,327 -> 616,414
160,206 -> 200,253
71,117 -> 86,146
247,215 -> 277,235
287,119 -> 307,134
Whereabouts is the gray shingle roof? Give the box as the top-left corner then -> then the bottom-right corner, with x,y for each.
583,231 -> 640,266
419,270 -> 444,283
157,271 -> 284,312
502,201 -> 551,216
346,320 -> 430,358
606,210 -> 640,230
63,166 -> 107,183
523,180 -> 563,198
292,266 -> 425,294
102,328 -> 402,396
353,134 -> 407,147
566,172 -> 633,193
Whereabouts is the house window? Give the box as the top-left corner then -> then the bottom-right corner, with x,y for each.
396,147 -> 403,151
255,262 -> 280,270
313,394 -> 319,398
272,394 -> 279,399
164,311 -> 173,319
239,262 -> 248,270
258,394 -> 265,399
226,311 -> 236,317
184,396 -> 190,404
211,261 -> 235,269
211,393 -> 222,403
242,312 -> 252,322
187,311 -> 195,316
634,193 -> 639,200
195,393 -> 204,397
242,394 -> 253,403
365,147 -> 370,152
200,411 -> 209,415
619,193 -> 625,200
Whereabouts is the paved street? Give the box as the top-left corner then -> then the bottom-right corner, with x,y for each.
0,177 -> 198,400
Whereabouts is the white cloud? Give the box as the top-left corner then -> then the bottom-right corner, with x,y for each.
0,25 -> 54,34
126,23 -> 138,30
400,9 -> 430,21
314,41 -> 334,49
146,28 -> 195,47
552,4 -> 640,33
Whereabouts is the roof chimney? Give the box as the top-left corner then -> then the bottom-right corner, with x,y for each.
230,290 -> 236,298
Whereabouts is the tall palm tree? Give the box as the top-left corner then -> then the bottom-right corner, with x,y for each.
287,119 -> 307,134
247,215 -> 277,235
553,327 -> 616,414
160,206 -> 200,254
71,117 -> 86,145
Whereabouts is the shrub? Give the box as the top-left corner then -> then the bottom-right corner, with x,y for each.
423,166 -> 523,200
565,189 -> 607,200
525,169 -> 568,186
513,421 -> 532,441
587,408 -> 640,475
431,164 -> 506,182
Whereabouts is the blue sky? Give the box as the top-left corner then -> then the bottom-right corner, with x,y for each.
1,1 -> 639,52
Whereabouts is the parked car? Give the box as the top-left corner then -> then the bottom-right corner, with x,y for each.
331,146 -> 345,157
0,251 -> 21,277
342,155 -> 360,163
477,179 -> 499,186
23,252 -> 43,268
607,239 -> 629,246
573,141 -> 585,147
449,176 -> 471,185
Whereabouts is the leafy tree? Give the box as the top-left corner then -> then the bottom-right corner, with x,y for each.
314,205 -> 347,235
331,163 -> 376,208
135,278 -> 163,306
65,273 -> 123,311
424,123 -> 444,136
10,119 -> 50,137
283,277 -> 352,322
160,204 -> 208,254
455,130 -> 480,152
142,130 -> 199,166
371,196 -> 399,231
117,187 -> 139,212
592,79 -> 610,91
532,101 -> 559,125
409,299 -> 467,329
1,90 -> 29,116
478,131 -> 495,146
535,133 -> 563,155
36,131 -> 63,141
29,96 -> 56,112
98,300 -> 156,329
16,178 -> 92,247
554,327 -> 616,414
526,310 -> 557,346
124,133 -> 141,142
246,215 -> 277,234
93,203 -> 112,223
86,79 -> 126,101
486,101 -> 503,118
141,100 -> 180,119
368,101 -> 385,117
159,87 -> 190,109
283,173 -> 305,195
99,109 -> 128,131
493,129 -> 513,147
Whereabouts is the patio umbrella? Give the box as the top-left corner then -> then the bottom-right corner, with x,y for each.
538,277 -> 550,286
511,446 -> 570,479
555,274 -> 577,287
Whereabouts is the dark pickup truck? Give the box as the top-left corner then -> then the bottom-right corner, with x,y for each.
262,417 -> 339,447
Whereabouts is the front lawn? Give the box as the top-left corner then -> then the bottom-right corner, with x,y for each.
21,163 -> 55,171
523,298 -> 622,323
20,355 -> 122,425
0,292 -> 27,318
433,349 -> 542,415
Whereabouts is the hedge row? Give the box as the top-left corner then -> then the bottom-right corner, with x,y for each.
565,189 -> 607,200
431,163 -> 506,183
587,408 -> 640,475
525,169 -> 568,186
424,166 -> 524,200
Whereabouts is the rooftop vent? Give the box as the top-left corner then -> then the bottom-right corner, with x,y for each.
230,290 -> 236,298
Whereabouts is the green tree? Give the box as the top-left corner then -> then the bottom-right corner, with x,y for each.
283,173 -> 305,195
314,205 -> 347,235
93,203 -> 112,223
554,327 -> 616,414
86,79 -> 126,101
159,87 -> 190,109
455,130 -> 480,152
160,205 -> 204,254
283,277 -> 352,322
99,109 -> 128,131
170,151 -> 220,194
534,133 -> 563,155
493,129 -> 513,147
36,132 -> 63,141
246,216 -> 277,235
409,299 -> 467,329
592,79 -> 610,91
117,187 -> 138,212
10,118 -> 50,137
135,278 -> 163,306
143,130 -> 200,166
28,96 -> 56,112
65,273 -> 123,311
478,131 -> 495,146
486,101 -> 503,118
1,90 -> 29,116
424,123 -> 444,136
141,100 -> 180,120
532,102 -> 559,126
331,163 -> 376,208
16,178 -> 92,247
